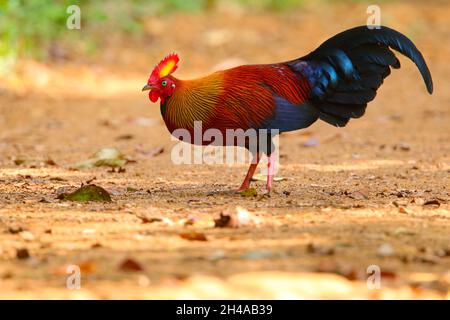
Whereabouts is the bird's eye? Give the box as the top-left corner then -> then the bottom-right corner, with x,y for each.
161,80 -> 167,87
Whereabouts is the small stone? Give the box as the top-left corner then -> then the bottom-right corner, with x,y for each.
138,275 -> 151,287
377,243 -> 395,257
302,137 -> 319,148
436,249 -> 450,258
19,231 -> 35,241
82,229 -> 96,236
209,250 -> 226,261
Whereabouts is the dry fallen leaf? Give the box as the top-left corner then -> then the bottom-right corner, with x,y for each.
306,243 -> 335,256
139,216 -> 174,225
115,134 -> 133,140
347,188 -> 369,200
423,199 -> 441,207
179,232 -> 208,241
73,147 -> 127,169
214,213 -> 232,228
119,258 -> 144,272
57,184 -> 112,202
393,142 -> 411,151
14,158 -> 26,166
16,248 -> 30,260
394,227 -> 415,236
45,159 -> 57,166
52,261 -> 98,276
8,226 -> 25,234
79,261 -> 97,274
398,207 -> 409,214
239,187 -> 258,197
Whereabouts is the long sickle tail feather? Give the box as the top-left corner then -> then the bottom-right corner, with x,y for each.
289,26 -> 433,127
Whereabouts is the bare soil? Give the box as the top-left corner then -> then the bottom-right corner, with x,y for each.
0,2 -> 449,299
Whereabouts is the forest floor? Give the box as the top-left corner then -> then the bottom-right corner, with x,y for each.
0,2 -> 449,299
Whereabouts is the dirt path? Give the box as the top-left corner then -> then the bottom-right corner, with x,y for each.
0,2 -> 449,299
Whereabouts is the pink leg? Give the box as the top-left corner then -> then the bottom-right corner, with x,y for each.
266,153 -> 275,192
236,153 -> 261,192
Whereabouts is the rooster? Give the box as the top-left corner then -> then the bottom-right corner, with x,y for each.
142,26 -> 433,193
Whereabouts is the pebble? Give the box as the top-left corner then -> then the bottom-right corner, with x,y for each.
138,275 -> 151,287
377,243 -> 395,257
19,231 -> 35,241
209,250 -> 226,261
82,229 -> 96,236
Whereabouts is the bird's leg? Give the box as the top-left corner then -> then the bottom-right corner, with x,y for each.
266,152 -> 276,193
236,152 -> 261,192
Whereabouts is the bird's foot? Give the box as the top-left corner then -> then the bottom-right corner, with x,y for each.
236,178 -> 250,193
235,184 -> 250,193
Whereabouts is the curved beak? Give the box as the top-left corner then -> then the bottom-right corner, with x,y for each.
142,84 -> 153,92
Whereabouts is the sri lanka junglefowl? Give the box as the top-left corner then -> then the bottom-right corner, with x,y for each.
143,26 -> 433,193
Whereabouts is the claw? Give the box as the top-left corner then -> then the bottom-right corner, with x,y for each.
236,152 -> 261,194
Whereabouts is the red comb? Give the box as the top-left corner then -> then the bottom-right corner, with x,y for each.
150,53 -> 179,83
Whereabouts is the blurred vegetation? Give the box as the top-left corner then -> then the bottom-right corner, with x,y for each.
0,0 -> 384,72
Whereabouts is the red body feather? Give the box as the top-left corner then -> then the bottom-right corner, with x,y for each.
161,64 -> 311,142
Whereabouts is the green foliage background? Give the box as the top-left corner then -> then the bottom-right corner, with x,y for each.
0,0 -> 384,72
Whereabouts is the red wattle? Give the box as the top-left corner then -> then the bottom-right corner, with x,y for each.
149,90 -> 159,102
